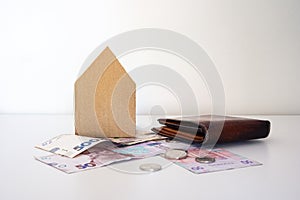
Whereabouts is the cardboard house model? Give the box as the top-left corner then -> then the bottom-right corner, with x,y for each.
74,47 -> 136,138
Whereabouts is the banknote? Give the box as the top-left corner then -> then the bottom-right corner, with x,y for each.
35,142 -> 132,173
35,134 -> 106,158
152,139 -> 200,150
170,148 -> 262,174
109,133 -> 167,146
111,141 -> 165,158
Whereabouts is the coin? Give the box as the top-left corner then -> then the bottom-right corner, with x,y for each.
195,156 -> 215,164
164,149 -> 188,160
139,163 -> 162,172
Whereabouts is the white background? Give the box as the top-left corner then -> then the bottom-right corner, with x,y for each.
0,0 -> 299,115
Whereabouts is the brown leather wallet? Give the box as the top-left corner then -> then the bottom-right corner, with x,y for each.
151,115 -> 271,143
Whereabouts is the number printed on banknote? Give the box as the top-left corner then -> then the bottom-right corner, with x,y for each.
35,134 -> 106,158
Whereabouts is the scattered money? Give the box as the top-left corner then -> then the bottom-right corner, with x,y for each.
164,149 -> 188,160
35,134 -> 106,158
35,135 -> 262,175
35,143 -> 132,173
173,148 -> 262,174
139,163 -> 162,172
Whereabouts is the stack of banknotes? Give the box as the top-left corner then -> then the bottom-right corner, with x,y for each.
35,134 -> 261,174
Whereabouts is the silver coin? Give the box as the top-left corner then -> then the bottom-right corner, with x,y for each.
195,156 -> 215,164
164,149 -> 188,160
139,163 -> 162,172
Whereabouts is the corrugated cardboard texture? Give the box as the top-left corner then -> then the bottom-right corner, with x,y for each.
75,47 -> 136,138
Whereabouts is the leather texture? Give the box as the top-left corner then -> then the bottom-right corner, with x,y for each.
151,115 -> 271,143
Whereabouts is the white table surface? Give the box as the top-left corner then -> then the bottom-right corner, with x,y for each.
0,114 -> 299,200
